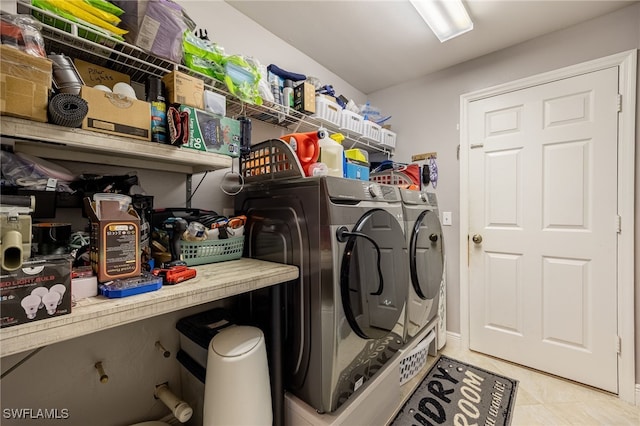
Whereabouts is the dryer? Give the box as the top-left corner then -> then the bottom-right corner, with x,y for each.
236,176 -> 408,413
399,189 -> 444,342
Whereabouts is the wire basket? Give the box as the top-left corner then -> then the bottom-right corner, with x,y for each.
180,236 -> 244,266
241,139 -> 305,183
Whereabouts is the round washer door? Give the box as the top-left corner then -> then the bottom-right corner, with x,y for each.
409,209 -> 444,300
339,208 -> 408,340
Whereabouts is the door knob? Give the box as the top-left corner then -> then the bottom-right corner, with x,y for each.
472,234 -> 483,244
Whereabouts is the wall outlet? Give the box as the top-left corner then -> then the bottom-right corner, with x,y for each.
442,212 -> 452,226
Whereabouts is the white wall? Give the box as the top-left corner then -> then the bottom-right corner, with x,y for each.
369,2 -> 640,383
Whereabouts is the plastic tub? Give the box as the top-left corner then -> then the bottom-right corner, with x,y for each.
314,96 -> 341,127
339,109 -> 364,136
362,120 -> 382,144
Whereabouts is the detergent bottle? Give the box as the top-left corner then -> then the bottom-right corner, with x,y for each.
280,129 -> 326,176
319,131 -> 344,178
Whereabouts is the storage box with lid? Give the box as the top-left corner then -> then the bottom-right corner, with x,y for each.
0,45 -> 52,122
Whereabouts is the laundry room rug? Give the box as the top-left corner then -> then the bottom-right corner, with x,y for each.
391,355 -> 518,426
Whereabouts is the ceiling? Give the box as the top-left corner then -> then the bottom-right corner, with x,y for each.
226,0 -> 637,94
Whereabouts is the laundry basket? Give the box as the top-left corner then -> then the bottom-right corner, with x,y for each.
241,138 -> 305,183
369,171 -> 415,186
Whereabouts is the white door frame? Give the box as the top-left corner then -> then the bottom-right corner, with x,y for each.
459,50 -> 637,403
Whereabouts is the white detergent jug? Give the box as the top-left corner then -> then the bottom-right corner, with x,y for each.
318,133 -> 344,178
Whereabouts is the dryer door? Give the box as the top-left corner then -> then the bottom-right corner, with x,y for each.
409,209 -> 444,300
339,208 -> 408,340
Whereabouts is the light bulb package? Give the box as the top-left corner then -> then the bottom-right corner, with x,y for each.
0,255 -> 73,328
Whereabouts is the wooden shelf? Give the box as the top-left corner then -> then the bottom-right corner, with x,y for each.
0,116 -> 233,174
0,258 -> 298,357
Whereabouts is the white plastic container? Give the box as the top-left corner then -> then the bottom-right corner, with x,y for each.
314,96 -> 342,127
381,128 -> 397,149
318,135 -> 344,178
362,120 -> 382,144
339,109 -> 364,136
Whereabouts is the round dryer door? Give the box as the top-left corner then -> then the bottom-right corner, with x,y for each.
338,208 -> 408,340
409,210 -> 444,300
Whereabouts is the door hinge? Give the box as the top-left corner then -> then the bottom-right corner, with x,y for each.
617,94 -> 622,112
615,335 -> 621,354
470,143 -> 484,149
616,215 -> 621,233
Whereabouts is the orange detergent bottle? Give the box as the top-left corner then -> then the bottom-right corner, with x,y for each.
280,129 -> 327,176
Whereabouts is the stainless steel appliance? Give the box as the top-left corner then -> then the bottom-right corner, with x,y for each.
236,176 -> 408,413
399,189 -> 444,341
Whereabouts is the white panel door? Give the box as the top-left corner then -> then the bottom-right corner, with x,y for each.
468,66 -> 619,393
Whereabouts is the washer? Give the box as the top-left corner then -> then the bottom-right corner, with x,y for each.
399,189 -> 444,342
236,176 -> 408,413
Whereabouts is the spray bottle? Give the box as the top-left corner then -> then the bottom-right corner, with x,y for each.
282,79 -> 294,116
146,77 -> 167,143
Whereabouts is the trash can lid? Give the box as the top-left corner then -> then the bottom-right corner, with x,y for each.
211,326 -> 263,357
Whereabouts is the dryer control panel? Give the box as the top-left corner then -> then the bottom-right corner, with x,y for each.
326,177 -> 400,203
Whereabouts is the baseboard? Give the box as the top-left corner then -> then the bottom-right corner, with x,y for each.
438,331 -> 462,349
636,384 -> 640,407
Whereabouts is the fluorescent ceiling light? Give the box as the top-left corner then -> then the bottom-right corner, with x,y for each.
410,0 -> 474,42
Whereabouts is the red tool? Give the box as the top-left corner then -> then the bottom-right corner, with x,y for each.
152,264 -> 197,285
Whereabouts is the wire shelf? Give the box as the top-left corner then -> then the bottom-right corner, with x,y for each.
16,0 -> 394,156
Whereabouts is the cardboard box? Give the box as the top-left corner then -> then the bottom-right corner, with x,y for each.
179,106 -> 241,158
293,81 -> 316,115
84,198 -> 141,283
74,58 -> 131,89
81,86 -> 151,141
0,45 -> 51,122
345,160 -> 370,181
163,71 -> 204,109
0,256 -> 72,328
0,45 -> 52,87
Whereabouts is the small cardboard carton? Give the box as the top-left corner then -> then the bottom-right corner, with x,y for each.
0,255 -> 72,328
293,81 -> 316,115
163,71 -> 204,109
0,45 -> 52,122
81,85 -> 151,141
84,198 -> 141,283
179,106 -> 241,157
74,58 -> 131,89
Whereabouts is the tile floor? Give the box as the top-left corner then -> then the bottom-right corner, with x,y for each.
431,337 -> 640,425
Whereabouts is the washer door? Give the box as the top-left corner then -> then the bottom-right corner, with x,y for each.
409,209 -> 444,300
338,208 -> 408,340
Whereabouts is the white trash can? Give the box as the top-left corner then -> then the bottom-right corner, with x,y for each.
203,325 -> 272,426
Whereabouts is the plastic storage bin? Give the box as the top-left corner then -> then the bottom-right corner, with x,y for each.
362,120 -> 382,144
314,96 -> 342,127
339,109 -> 364,136
381,128 -> 397,149
179,235 -> 244,266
